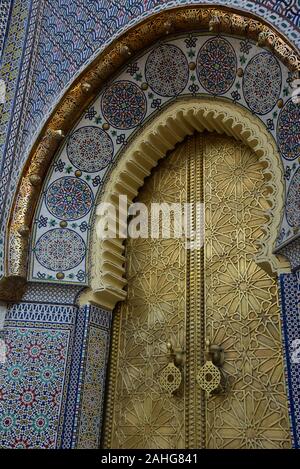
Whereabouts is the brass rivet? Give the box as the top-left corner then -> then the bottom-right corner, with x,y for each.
18,225 -> 30,237
277,99 -> 284,109
29,174 -> 42,186
102,123 -> 110,131
189,62 -> 196,71
163,20 -> 172,35
56,272 -> 65,280
60,221 -> 68,228
209,15 -> 220,32
81,82 -> 92,93
120,44 -> 131,57
75,170 -> 82,177
53,129 -> 65,139
237,68 -> 244,77
141,82 -> 148,91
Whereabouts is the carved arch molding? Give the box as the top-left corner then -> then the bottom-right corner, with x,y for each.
1,5 -> 298,302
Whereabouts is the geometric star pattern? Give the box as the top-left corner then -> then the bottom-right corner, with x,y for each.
104,133 -> 291,449
105,136 -> 187,449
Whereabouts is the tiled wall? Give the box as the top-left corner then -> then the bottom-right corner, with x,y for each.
28,33 -> 296,285
0,285 -> 112,448
1,277 -> 300,448
0,0 -> 11,60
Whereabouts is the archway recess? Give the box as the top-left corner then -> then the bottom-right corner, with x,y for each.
1,5 -> 298,302
82,98 -> 288,311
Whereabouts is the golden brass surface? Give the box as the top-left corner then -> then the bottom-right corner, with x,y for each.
204,134 -> 291,449
186,133 -> 205,448
103,136 -> 188,449
103,133 -> 291,449
196,361 -> 221,397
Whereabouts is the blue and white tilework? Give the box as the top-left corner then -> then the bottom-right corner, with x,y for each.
279,272 -> 300,448
0,301 -> 77,448
21,282 -> 83,304
276,238 -> 300,272
286,168 -> 300,229
75,305 -> 112,449
29,33 -> 295,284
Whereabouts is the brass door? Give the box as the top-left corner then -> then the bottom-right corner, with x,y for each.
103,133 -> 291,449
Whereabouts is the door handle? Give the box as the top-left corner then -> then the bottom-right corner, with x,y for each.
159,340 -> 184,396
196,338 -> 224,397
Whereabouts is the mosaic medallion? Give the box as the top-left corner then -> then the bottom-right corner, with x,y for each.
45,177 -> 93,221
34,229 -> 86,271
145,44 -> 189,97
286,168 -> 300,227
67,126 -> 113,173
277,98 -> 300,160
196,37 -> 237,95
101,80 -> 147,129
243,52 -> 281,115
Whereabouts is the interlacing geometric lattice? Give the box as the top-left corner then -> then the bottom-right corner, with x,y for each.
103,133 -> 291,449
159,362 -> 182,397
196,360 -> 221,397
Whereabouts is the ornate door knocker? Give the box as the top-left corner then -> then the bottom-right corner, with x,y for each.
196,338 -> 225,397
159,340 -> 184,396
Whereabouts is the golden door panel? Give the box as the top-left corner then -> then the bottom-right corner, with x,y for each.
103,133 -> 291,449
203,135 -> 290,448
103,141 -> 188,449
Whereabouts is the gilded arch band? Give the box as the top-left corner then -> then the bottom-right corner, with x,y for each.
1,5 -> 299,303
